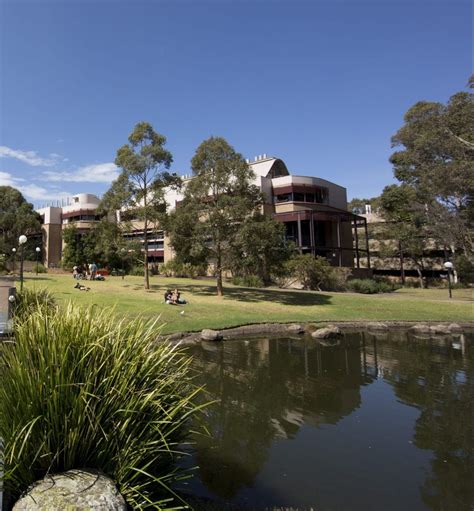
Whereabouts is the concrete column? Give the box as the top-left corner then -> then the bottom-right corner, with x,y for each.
297,214 -> 303,253
364,218 -> 371,269
354,219 -> 360,268
336,218 -> 342,267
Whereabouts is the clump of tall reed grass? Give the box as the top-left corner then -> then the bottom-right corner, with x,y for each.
0,302 -> 206,510
12,287 -> 57,323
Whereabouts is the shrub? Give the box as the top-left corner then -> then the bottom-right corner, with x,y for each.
348,278 -> 395,294
285,254 -> 333,290
0,304 -> 206,509
129,265 -> 145,276
321,267 -> 352,291
35,263 -> 48,274
12,287 -> 57,324
231,275 -> 265,288
161,260 -> 207,279
455,254 -> 474,284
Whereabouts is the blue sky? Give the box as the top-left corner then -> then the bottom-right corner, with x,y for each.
0,0 -> 472,207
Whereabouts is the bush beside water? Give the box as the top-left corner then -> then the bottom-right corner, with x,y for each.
1,294 -> 205,510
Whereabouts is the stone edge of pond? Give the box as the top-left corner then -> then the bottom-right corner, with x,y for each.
163,320 -> 474,345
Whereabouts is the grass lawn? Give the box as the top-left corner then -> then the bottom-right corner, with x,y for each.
24,273 -> 473,334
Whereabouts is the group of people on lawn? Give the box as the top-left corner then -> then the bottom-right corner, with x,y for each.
72,263 -> 101,281
164,288 -> 187,305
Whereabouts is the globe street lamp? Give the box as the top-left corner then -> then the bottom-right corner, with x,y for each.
11,247 -> 17,273
443,261 -> 454,299
19,235 -> 27,292
35,247 -> 41,275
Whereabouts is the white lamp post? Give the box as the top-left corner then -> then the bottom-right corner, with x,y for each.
19,235 -> 27,292
35,247 -> 41,275
443,261 -> 454,299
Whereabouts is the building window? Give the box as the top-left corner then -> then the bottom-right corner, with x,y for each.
275,193 -> 292,203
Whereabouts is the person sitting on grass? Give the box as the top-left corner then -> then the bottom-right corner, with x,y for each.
74,282 -> 91,291
164,289 -> 187,305
171,288 -> 187,305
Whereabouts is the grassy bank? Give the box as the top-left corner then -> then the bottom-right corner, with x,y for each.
23,274 -> 473,334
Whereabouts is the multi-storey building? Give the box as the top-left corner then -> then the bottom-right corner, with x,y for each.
37,193 -> 102,267
36,157 -> 370,270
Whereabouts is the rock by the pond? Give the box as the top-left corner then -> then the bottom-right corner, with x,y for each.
410,324 -> 431,335
13,469 -> 126,511
312,326 -> 342,339
366,322 -> 389,331
286,324 -> 305,334
201,329 -> 223,341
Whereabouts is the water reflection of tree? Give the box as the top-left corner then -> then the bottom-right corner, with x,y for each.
189,338 -> 366,500
373,334 -> 474,511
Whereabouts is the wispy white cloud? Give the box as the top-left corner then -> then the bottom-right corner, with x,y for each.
43,162 -> 119,183
0,171 -> 71,201
0,170 -> 24,187
0,145 -> 61,167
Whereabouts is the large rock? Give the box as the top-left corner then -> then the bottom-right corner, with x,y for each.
201,329 -> 223,341
410,324 -> 431,335
311,326 -> 342,339
366,322 -> 389,331
13,469 -> 126,510
286,324 -> 305,334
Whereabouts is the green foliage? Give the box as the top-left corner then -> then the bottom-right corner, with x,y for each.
455,254 -> 474,284
12,287 -> 57,325
0,303 -> 206,509
35,263 -> 47,274
227,214 -> 292,284
347,278 -> 395,294
169,136 -> 263,296
285,254 -> 333,291
160,260 -> 207,279
61,225 -> 86,270
0,186 -> 42,257
231,275 -> 265,288
348,196 -> 381,215
390,81 -> 474,256
129,265 -> 145,276
325,267 -> 352,291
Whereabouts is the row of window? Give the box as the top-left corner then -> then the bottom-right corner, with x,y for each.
62,215 -> 99,224
273,190 -> 328,204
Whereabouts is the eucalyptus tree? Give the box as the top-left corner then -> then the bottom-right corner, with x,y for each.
390,78 -> 474,259
0,186 -> 41,256
174,137 -> 262,296
105,122 -> 177,289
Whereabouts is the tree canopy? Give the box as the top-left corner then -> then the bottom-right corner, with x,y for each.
390,79 -> 474,257
0,186 -> 41,258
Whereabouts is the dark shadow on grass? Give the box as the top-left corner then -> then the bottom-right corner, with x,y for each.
23,276 -> 55,281
150,283 -> 331,306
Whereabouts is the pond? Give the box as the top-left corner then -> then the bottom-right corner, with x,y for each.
179,330 -> 473,511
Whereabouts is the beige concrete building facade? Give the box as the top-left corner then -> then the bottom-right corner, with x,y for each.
36,157 -> 369,270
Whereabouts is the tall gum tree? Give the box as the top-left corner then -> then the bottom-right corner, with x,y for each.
106,122 -> 175,289
180,137 -> 262,296
390,77 -> 474,261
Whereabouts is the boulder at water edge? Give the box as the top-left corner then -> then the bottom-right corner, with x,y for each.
201,329 -> 223,341
311,326 -> 342,339
13,469 -> 126,511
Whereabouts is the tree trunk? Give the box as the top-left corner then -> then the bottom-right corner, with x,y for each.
143,192 -> 150,290
450,244 -> 458,283
399,241 -> 405,285
416,267 -> 424,288
216,244 -> 223,296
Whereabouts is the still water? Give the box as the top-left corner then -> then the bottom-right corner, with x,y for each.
181,331 -> 473,511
